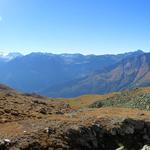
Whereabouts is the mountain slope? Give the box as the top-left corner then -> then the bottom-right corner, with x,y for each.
0,84 -> 72,123
1,85 -> 150,149
44,52 -> 150,97
0,52 -> 22,62
0,50 -> 143,93
90,87 -> 150,110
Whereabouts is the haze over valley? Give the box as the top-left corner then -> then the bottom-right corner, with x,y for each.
0,50 -> 150,98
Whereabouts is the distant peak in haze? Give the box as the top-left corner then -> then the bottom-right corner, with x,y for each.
0,52 -> 22,61
126,49 -> 144,55
25,49 -> 145,56
135,49 -> 144,52
0,49 -> 146,61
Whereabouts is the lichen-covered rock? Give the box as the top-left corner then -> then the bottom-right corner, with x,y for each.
0,139 -> 11,150
141,145 -> 150,150
116,146 -> 125,150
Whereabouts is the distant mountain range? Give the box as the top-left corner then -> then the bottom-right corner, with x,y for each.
45,51 -> 150,97
0,50 -> 149,97
0,52 -> 22,62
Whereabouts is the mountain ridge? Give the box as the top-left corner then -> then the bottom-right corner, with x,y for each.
43,52 -> 150,97
0,50 -> 144,96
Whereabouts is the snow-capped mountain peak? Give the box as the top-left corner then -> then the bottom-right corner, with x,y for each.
0,52 -> 23,61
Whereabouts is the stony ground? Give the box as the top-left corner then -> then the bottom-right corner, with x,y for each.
1,85 -> 150,149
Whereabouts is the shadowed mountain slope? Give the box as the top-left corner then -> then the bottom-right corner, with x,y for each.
44,53 -> 150,97
0,50 -> 143,94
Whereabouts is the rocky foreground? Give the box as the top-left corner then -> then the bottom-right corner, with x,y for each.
0,85 -> 150,149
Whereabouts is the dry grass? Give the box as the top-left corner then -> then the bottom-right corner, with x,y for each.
1,107 -> 150,139
59,93 -> 118,109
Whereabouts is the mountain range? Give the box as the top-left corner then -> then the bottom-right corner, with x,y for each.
45,51 -> 150,97
0,50 -> 149,97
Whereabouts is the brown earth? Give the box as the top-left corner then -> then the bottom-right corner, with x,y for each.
1,85 -> 150,149
0,84 -> 72,123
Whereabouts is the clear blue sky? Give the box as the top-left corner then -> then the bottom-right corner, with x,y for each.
0,0 -> 150,54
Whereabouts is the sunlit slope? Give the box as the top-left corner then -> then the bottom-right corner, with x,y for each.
90,87 -> 150,110
46,53 -> 150,97
60,93 -> 117,109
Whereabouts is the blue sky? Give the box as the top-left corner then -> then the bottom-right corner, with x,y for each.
0,0 -> 150,54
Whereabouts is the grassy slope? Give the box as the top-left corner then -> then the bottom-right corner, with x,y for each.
55,87 -> 150,111
57,93 -> 118,109
90,87 -> 150,110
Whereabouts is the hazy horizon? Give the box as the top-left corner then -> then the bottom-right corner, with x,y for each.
0,49 -> 147,56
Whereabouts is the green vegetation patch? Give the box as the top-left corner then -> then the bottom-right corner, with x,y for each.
90,89 -> 150,110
